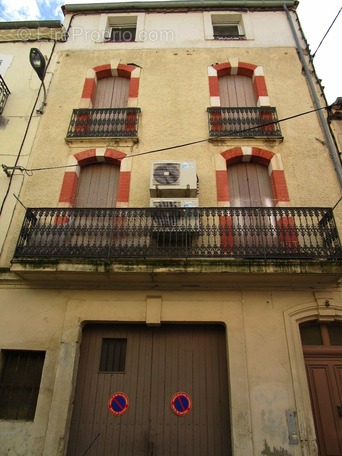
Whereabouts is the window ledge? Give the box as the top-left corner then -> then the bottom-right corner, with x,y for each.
64,137 -> 139,147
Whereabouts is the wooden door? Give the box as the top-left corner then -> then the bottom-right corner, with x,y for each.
301,322 -> 342,456
66,324 -> 231,456
226,162 -> 275,254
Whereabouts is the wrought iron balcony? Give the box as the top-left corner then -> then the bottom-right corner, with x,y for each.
13,207 -> 341,260
207,107 -> 282,138
66,107 -> 141,139
0,74 -> 10,115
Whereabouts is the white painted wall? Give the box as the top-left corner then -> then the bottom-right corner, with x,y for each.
62,10 -> 297,50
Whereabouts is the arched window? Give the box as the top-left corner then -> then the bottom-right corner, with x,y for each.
208,60 -> 267,107
216,146 -> 290,207
208,60 -> 282,139
66,62 -> 141,139
58,148 -> 129,209
75,163 -> 120,208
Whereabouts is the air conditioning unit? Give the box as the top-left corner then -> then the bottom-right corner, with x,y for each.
150,198 -> 199,208
150,161 -> 197,198
150,198 -> 200,233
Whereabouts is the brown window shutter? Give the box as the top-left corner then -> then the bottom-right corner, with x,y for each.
75,163 -> 120,208
219,74 -> 256,107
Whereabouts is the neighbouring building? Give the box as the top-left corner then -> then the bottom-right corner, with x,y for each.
0,1 -> 342,455
329,97 -> 342,160
0,20 -> 65,262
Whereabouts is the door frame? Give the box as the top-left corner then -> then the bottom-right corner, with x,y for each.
284,298 -> 342,456
43,297 -> 254,456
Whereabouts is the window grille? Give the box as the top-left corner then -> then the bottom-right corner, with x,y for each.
0,350 -> 45,421
99,338 -> 127,372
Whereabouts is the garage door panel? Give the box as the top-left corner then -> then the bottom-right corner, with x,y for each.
119,326 -> 153,455
67,326 -> 104,456
192,328 -> 210,455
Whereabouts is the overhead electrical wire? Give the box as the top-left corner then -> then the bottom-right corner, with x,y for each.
4,103 -> 333,175
311,6 -> 342,59
2,103 -> 342,213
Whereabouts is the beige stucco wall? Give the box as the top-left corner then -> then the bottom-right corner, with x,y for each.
0,287 -> 340,455
1,44 -> 341,266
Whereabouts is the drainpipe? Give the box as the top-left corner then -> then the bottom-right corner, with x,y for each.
284,4 -> 342,187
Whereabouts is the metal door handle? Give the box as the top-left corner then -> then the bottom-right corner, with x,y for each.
337,405 -> 342,417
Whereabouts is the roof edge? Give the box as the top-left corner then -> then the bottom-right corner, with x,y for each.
62,1 -> 298,14
0,20 -> 63,30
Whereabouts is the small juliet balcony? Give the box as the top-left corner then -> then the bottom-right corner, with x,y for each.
0,74 -> 10,115
207,107 -> 283,139
13,206 -> 341,261
66,107 -> 141,140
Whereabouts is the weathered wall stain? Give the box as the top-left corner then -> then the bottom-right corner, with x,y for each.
262,440 -> 293,456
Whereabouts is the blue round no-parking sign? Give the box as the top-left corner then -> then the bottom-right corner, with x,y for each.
108,392 -> 129,416
171,392 -> 192,416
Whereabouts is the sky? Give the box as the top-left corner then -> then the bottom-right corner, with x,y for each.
0,0 -> 340,104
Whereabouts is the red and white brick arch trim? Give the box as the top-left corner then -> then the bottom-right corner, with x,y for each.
58,148 -> 131,208
208,59 -> 270,107
79,59 -> 140,109
215,146 -> 290,207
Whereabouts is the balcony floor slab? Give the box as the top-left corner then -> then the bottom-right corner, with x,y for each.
10,258 -> 342,290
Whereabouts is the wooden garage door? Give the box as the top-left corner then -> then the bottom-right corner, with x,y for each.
67,324 -> 231,456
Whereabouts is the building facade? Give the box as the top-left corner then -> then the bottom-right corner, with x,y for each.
0,1 -> 341,455
0,20 -> 64,263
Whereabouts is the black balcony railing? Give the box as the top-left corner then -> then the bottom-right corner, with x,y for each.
207,107 -> 282,138
13,207 -> 341,260
66,107 -> 141,139
0,74 -> 10,115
